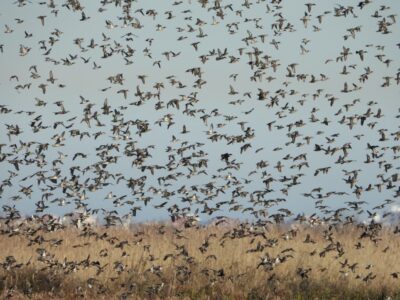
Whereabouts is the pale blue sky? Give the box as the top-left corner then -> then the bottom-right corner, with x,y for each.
0,0 -> 399,223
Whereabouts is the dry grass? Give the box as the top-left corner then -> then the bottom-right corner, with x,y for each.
1,220 -> 400,299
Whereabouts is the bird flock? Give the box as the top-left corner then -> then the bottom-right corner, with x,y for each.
1,0 -> 399,225
0,0 -> 399,296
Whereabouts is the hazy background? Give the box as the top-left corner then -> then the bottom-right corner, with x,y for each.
0,0 -> 399,223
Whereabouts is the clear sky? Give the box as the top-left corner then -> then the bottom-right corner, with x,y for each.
0,0 -> 399,223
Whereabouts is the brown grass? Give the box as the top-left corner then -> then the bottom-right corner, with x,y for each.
1,220 -> 400,299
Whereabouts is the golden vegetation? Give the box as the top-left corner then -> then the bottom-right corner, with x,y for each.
1,220 -> 400,299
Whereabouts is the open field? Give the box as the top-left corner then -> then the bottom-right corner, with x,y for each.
1,220 -> 400,299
